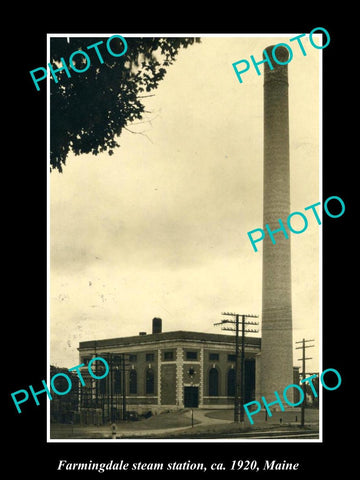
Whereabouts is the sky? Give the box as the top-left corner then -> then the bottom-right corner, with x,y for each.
49,34 -> 321,373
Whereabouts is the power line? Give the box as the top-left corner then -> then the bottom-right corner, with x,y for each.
90,352 -> 132,423
295,338 -> 314,427
214,312 -> 259,425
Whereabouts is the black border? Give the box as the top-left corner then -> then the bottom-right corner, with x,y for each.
8,14 -> 351,477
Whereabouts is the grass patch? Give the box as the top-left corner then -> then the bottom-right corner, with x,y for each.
119,410 -> 199,430
50,409 -> 199,439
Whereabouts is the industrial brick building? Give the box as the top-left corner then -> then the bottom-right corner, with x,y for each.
77,318 -> 262,420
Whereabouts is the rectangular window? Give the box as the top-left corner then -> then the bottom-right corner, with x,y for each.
129,354 -> 137,362
112,355 -> 122,366
209,353 -> 219,361
228,354 -> 236,362
81,356 -> 91,366
164,351 -> 174,361
186,351 -> 198,360
146,353 -> 155,362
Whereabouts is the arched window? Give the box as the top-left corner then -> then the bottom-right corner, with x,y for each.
209,368 -> 219,396
145,368 -> 155,394
227,368 -> 236,396
129,369 -> 137,394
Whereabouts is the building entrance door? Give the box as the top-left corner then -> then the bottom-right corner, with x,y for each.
184,387 -> 199,408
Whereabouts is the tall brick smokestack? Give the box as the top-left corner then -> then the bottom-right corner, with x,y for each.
260,45 -> 294,404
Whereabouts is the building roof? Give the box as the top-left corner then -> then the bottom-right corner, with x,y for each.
79,330 -> 261,350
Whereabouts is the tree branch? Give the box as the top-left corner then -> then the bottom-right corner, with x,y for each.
124,127 -> 153,143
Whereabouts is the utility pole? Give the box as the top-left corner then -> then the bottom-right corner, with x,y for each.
295,338 -> 314,427
121,353 -> 127,421
109,354 -> 114,423
105,353 -> 130,422
214,312 -> 259,425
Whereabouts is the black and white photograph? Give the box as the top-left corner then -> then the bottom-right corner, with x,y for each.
48,34 -> 321,442
7,16 -> 353,476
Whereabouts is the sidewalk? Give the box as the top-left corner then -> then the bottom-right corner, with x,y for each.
184,408 -> 233,427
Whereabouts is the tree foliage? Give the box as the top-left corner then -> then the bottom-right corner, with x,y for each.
50,36 -> 200,172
